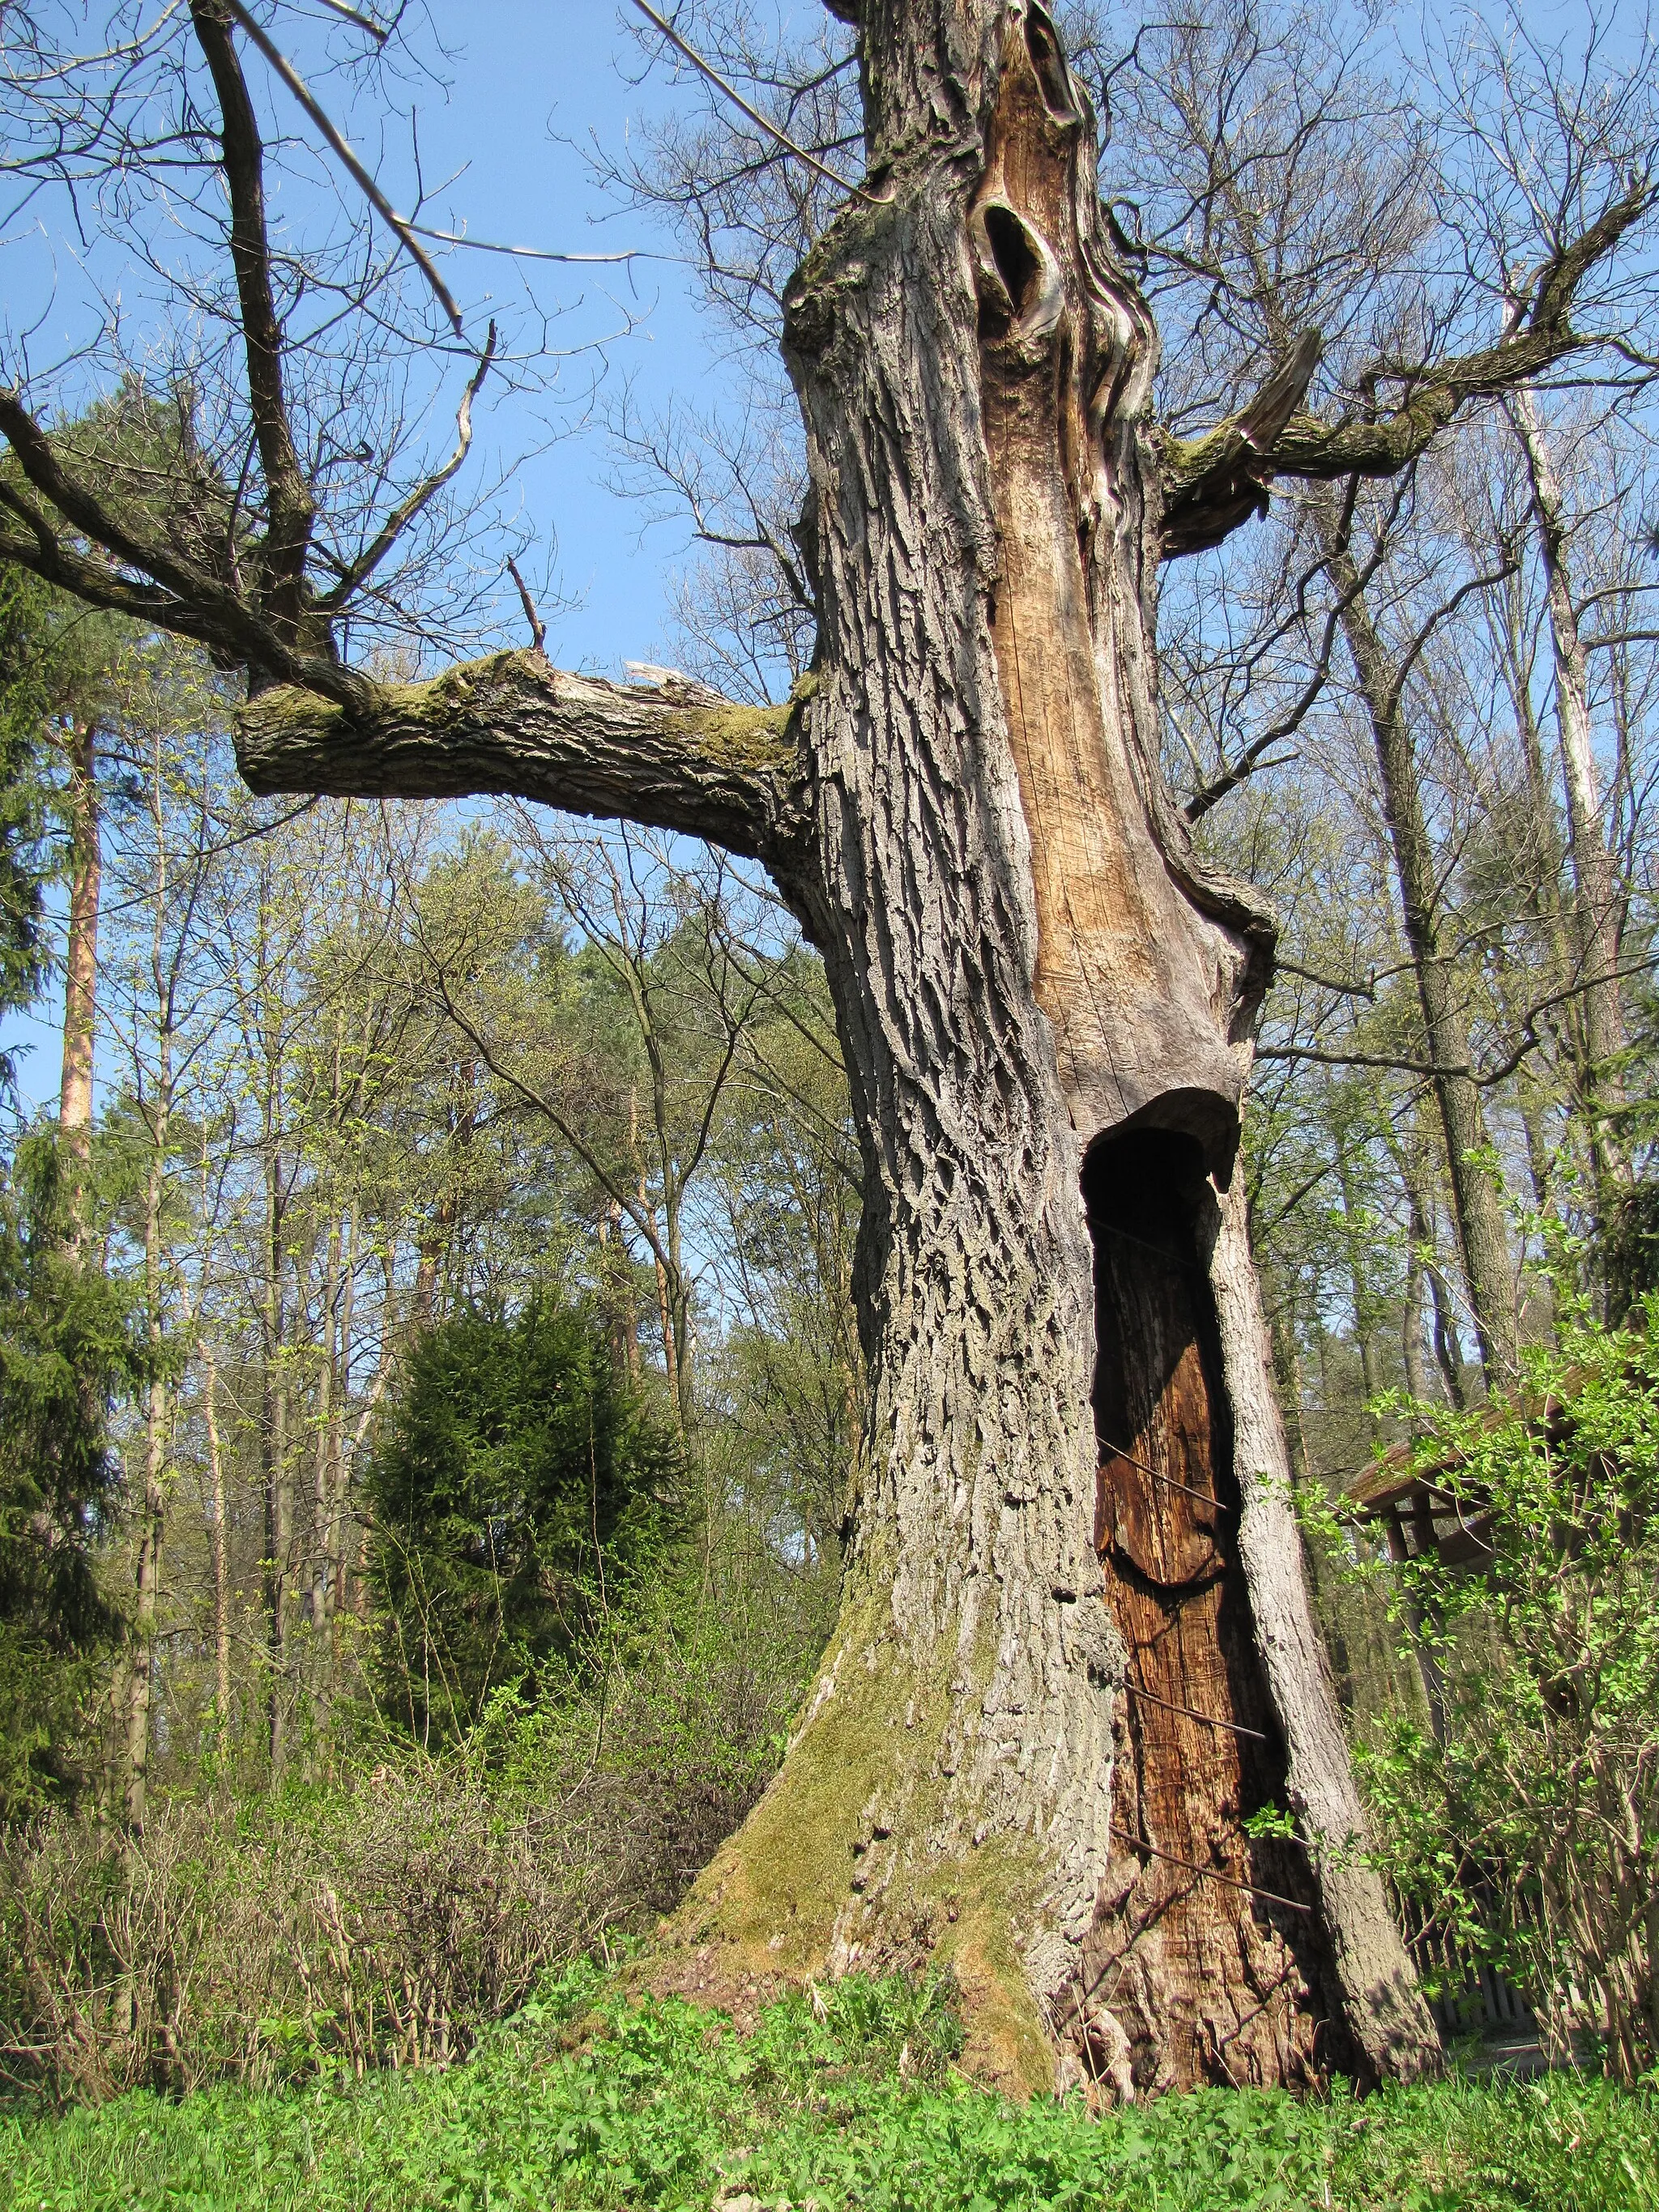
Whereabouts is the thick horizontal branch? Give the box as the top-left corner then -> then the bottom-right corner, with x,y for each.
1162,179 -> 1657,557
1267,184 -> 1656,487
1162,331 -> 1322,558
235,650 -> 810,864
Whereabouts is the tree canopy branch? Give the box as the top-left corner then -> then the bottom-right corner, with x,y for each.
1160,179 -> 1657,559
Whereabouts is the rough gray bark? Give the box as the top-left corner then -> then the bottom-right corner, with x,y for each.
237,654 -> 806,863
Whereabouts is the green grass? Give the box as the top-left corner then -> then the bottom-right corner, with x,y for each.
3,1968 -> 1657,2212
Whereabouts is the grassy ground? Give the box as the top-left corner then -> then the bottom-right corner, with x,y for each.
3,1967 -> 1656,2212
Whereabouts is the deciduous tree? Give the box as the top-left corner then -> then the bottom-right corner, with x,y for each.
6,0 -> 1656,2095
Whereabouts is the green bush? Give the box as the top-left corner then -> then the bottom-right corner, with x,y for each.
0,1134 -> 154,1818
365,1294 -> 684,1741
1327,1298 -> 1659,2082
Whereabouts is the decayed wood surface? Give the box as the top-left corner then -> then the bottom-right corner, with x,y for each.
963,11 -> 1433,2090
1081,1131 -> 1330,2094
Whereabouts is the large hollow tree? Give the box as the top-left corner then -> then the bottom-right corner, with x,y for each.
2,0 -> 1652,2099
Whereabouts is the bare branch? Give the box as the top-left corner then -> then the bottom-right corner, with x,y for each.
219,0 -> 466,336
1161,178 -> 1657,555
1162,330 -> 1323,556
505,558 -> 546,652
190,0 -> 318,627
315,325 -> 497,611
1266,180 -> 1658,482
314,0 -> 390,41
628,0 -> 884,208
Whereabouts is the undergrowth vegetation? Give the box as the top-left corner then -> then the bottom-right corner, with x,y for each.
0,1606 -> 806,2100
4,1967 -> 1656,2212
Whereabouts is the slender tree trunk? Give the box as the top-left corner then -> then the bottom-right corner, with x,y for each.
1401,1242 -> 1429,1404
1327,1083 -> 1381,1417
262,1136 -> 290,1774
1315,501 -> 1518,1382
202,1342 -> 232,1735
1392,1119 -> 1470,1413
125,752 -> 174,1836
123,1362 -> 166,1837
58,720 -> 101,1214
1508,387 -> 1628,1196
324,1212 -> 358,1657
301,1212 -> 341,1758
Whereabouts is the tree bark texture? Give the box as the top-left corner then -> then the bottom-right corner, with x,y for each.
236,0 -> 1435,2099
1315,501 -> 1520,1383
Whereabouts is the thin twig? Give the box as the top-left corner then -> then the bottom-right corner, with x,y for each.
1111,1826 -> 1312,1913
409,222 -> 657,267
1098,1438 -> 1222,1511
317,325 -> 497,610
1122,1681 -> 1269,1742
222,0 -> 465,335
314,0 -> 389,39
629,1 -> 887,207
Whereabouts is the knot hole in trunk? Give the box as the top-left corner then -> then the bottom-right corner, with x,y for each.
1023,5 -> 1081,125
974,202 -> 1065,351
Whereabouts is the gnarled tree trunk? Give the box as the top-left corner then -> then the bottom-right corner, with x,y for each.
642,5 -> 1435,2097
234,0 -> 1437,2103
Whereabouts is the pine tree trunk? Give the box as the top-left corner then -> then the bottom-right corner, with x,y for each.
657,2 -> 1435,2098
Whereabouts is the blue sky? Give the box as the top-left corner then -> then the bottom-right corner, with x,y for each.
386,3 -> 720,671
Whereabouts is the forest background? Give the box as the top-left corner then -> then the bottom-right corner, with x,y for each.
2,0 -> 1659,2117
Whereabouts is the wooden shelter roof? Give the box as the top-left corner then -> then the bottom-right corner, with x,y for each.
1344,1376 -> 1585,1575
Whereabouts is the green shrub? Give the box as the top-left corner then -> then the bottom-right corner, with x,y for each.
1326,1298 -> 1659,2082
365,1294 -> 684,1742
0,1135 -> 154,1818
3,1968 -> 1657,2211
